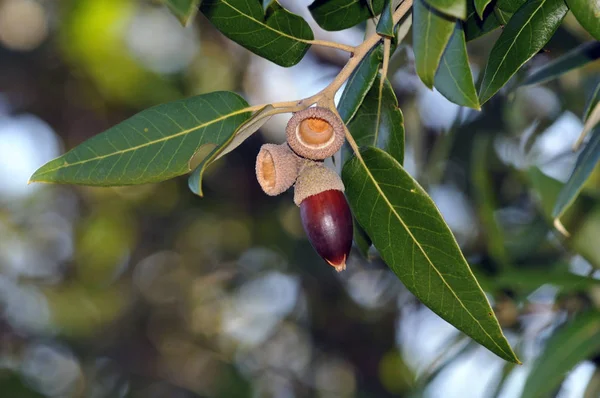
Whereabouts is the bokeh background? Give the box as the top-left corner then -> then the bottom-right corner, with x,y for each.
0,0 -> 599,397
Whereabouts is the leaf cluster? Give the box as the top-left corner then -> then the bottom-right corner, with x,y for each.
29,0 -> 600,372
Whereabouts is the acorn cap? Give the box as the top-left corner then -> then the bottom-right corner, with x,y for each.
293,162 -> 345,206
256,143 -> 301,196
286,107 -> 345,160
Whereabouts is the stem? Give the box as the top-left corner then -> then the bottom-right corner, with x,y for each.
318,0 -> 413,103
250,0 -> 414,123
308,40 -> 355,53
333,0 -> 413,160
381,38 -> 391,81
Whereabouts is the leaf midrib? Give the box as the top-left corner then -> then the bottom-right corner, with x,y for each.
33,107 -> 252,176
219,0 -> 311,44
481,0 -> 546,98
357,151 -> 514,360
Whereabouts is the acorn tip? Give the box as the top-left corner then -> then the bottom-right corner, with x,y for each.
327,256 -> 347,272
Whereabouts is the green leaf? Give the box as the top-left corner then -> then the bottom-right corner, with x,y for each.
413,0 -> 456,88
309,0 -> 385,31
584,82 -> 600,122
474,0 -> 493,18
30,92 -> 251,186
376,0 -> 395,37
188,105 -> 278,196
496,0 -> 527,13
346,76 -> 405,164
200,0 -> 313,67
478,0 -> 569,105
565,0 -> 600,41
424,0 -> 467,19
353,219 -> 373,258
164,0 -> 201,25
342,147 -> 520,363
522,312 -> 600,398
338,46 -> 383,124
552,127 -> 600,218
493,6 -> 512,24
463,3 -> 501,41
434,22 -> 480,109
521,41 -> 600,86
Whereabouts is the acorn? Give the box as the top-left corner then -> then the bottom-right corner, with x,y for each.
286,107 -> 345,160
255,143 -> 301,196
294,163 -> 353,272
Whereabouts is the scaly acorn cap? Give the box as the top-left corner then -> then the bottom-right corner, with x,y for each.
293,162 -> 345,206
256,143 -> 301,196
286,107 -> 345,160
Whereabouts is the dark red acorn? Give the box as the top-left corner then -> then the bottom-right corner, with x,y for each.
300,189 -> 353,271
294,163 -> 353,271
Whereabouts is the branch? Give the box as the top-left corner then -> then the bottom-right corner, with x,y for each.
309,40 -> 355,53
250,0 -> 414,121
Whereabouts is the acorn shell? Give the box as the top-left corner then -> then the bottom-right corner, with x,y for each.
300,189 -> 353,272
286,107 -> 345,160
255,143 -> 301,196
293,162 -> 345,206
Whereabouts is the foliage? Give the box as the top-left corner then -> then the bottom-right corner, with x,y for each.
28,0 -> 600,384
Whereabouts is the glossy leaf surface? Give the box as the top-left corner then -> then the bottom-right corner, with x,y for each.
201,0 -> 313,67
565,0 -> 600,41
338,46 -> 383,124
413,0 -> 456,88
463,3 -> 501,41
496,0 -> 527,13
30,92 -> 251,186
435,22 -> 480,109
346,76 -> 405,164
474,0 -> 492,18
309,0 -> 385,31
376,0 -> 395,37
342,147 -> 520,363
478,0 -> 568,104
424,0 -> 467,19
494,6 -> 512,24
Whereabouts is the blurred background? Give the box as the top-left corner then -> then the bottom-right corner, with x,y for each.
0,0 -> 599,397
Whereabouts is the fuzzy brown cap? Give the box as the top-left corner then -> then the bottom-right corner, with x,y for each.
286,107 -> 345,160
256,143 -> 301,196
293,162 -> 345,206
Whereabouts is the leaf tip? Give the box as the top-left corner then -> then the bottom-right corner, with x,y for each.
512,357 -> 523,365
478,91 -> 491,106
553,218 -> 571,238
421,77 -> 435,90
28,169 -> 44,184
